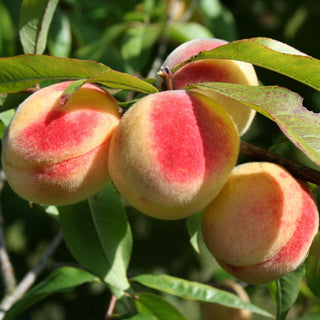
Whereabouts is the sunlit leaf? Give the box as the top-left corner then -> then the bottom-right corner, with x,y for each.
167,22 -> 214,43
136,293 -> 187,320
174,37 -> 320,91
121,24 -> 160,72
190,83 -> 320,167
19,0 -> 59,54
48,8 -> 72,57
0,55 -> 109,93
3,267 -> 97,320
132,274 -> 273,318
86,70 -> 158,94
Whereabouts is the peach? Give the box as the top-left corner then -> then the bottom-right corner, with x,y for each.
108,90 -> 239,220
202,162 -> 319,284
2,81 -> 121,206
200,280 -> 252,320
159,38 -> 259,135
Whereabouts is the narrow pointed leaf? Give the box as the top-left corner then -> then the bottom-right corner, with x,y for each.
275,265 -> 305,320
136,293 -> 187,320
59,183 -> 132,295
3,267 -> 97,320
190,83 -> 320,167
306,232 -> 320,298
88,183 -> 133,290
186,211 -> 202,253
0,55 -> 109,93
174,37 -> 320,91
85,70 -> 158,94
124,314 -> 157,320
132,274 -> 273,318
19,0 -> 59,54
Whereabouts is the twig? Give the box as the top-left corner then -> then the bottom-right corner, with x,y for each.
105,295 -> 117,320
0,230 -> 63,319
0,171 -> 16,296
240,141 -> 320,185
157,66 -> 174,91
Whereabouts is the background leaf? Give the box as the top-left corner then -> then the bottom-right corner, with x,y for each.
186,211 -> 202,253
132,274 -> 273,318
190,83 -> 320,167
124,314 -> 157,320
3,267 -> 97,320
19,0 -> 59,54
166,22 -> 214,43
48,8 -> 72,57
275,265 -> 305,320
121,24 -> 160,73
135,293 -> 187,320
306,232 -> 320,298
59,183 -> 132,296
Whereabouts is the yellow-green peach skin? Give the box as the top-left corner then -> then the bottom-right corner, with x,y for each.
2,81 -> 121,205
202,162 -> 319,284
108,90 -> 239,220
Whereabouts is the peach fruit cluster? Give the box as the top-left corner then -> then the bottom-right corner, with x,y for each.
1,38 -> 318,285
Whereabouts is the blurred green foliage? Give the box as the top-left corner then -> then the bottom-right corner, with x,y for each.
0,0 -> 320,319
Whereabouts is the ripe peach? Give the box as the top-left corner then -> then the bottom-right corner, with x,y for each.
200,280 -> 252,320
202,162 -> 319,284
160,38 -> 259,135
108,90 -> 239,220
2,81 -> 121,206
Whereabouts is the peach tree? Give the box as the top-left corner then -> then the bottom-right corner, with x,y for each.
0,0 -> 320,319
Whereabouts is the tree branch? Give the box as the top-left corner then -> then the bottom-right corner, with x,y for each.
0,230 -> 63,318
240,141 -> 320,185
0,171 -> 16,296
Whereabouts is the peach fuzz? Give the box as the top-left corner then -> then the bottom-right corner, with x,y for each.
202,162 -> 319,284
160,38 -> 259,135
2,81 -> 121,206
108,90 -> 239,220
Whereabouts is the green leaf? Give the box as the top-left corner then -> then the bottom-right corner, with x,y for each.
306,232 -> 320,297
75,24 -> 126,61
121,24 -> 160,72
198,0 -> 237,41
174,37 -> 320,91
59,183 -> 132,296
0,55 -> 109,93
48,8 -> 72,57
166,22 -> 214,43
190,83 -> 320,167
19,0 -> 59,54
186,211 -> 202,253
86,70 -> 158,94
132,274 -> 274,318
3,267 -> 97,320
0,2 -> 15,56
0,109 -> 15,139
124,314 -> 157,320
135,293 -> 187,320
275,265 -> 305,320
295,314 -> 320,320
